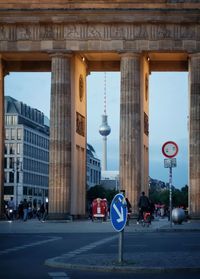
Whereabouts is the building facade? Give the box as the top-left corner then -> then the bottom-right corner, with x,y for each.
4,96 -> 49,207
86,143 -> 101,188
101,171 -> 119,191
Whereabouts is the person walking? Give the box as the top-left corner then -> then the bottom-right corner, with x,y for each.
39,203 -> 45,221
125,197 -> 132,226
18,201 -> 24,220
42,202 -> 48,221
137,191 -> 150,224
23,199 -> 28,221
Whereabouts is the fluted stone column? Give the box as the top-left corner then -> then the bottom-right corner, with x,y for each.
189,53 -> 200,218
0,57 -> 5,219
120,53 -> 142,214
48,53 -> 72,219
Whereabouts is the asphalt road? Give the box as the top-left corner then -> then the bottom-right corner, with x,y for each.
0,231 -> 200,279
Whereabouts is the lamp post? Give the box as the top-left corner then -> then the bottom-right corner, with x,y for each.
13,159 -> 23,208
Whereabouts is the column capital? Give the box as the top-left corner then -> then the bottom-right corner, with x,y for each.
119,52 -> 141,59
188,52 -> 200,59
49,51 -> 73,59
0,56 -> 8,77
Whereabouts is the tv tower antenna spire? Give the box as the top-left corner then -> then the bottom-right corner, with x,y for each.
99,72 -> 111,171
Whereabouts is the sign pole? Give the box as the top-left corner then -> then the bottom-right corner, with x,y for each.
110,193 -> 127,265
118,229 -> 124,263
169,166 -> 172,228
162,141 -> 178,229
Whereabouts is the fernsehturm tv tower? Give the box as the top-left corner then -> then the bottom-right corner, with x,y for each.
99,72 -> 111,171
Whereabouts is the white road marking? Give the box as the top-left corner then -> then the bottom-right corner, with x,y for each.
45,234 -> 117,265
110,244 -> 147,247
48,271 -> 70,278
0,236 -> 62,255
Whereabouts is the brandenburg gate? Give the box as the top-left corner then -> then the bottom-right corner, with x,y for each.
0,1 -> 200,218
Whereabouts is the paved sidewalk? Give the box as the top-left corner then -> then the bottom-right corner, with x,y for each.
0,216 -> 199,234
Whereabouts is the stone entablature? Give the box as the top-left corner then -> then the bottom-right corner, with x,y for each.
0,23 -> 199,41
0,23 -> 199,53
0,0 -> 199,10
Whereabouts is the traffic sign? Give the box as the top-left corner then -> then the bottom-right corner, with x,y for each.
164,158 -> 177,168
110,193 -> 127,232
162,141 -> 178,158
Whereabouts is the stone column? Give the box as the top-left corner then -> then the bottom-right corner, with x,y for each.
189,53 -> 200,218
0,57 -> 5,219
120,53 -> 142,213
48,53 -> 72,219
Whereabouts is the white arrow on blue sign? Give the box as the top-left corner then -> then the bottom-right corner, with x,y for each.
110,193 -> 128,232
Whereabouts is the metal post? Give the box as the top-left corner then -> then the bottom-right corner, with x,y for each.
13,161 -> 17,208
169,166 -> 172,228
118,229 -> 124,263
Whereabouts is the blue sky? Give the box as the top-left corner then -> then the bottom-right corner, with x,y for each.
5,71 -> 189,188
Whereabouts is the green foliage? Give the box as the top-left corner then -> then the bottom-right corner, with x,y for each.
149,184 -> 188,208
87,185 -> 118,205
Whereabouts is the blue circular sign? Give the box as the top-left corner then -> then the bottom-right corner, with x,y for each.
110,193 -> 128,232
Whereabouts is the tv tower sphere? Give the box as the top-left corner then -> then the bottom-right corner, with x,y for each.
99,72 -> 111,171
99,114 -> 111,136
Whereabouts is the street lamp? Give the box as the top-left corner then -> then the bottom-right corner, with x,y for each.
13,159 -> 23,208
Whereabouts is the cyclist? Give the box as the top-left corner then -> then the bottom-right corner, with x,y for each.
137,191 -> 150,224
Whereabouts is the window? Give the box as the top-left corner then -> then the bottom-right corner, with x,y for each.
23,186 -> 27,195
9,157 -> 14,169
5,129 -> 9,140
5,115 -> 17,125
11,128 -> 16,140
5,115 -> 9,125
17,128 -> 22,140
4,186 -> 14,195
4,171 -> 7,183
9,171 -> 14,183
28,187 -> 33,195
9,143 -> 15,154
24,130 -> 27,141
17,171 -> 19,183
12,116 -> 17,125
4,144 -> 8,154
17,143 -> 21,154
4,158 -> 7,169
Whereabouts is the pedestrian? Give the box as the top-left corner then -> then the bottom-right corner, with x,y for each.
28,202 -> 33,219
8,196 -> 15,209
42,202 -> 48,221
125,197 -> 132,226
39,203 -> 45,221
7,197 -> 15,220
18,201 -> 24,220
137,191 -> 150,224
23,199 -> 28,221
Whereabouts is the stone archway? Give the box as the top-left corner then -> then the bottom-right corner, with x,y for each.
0,1 -> 200,218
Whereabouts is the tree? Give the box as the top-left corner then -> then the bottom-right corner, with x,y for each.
149,183 -> 188,208
86,185 -> 118,205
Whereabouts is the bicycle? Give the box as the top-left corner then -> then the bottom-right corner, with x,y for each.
141,211 -> 151,227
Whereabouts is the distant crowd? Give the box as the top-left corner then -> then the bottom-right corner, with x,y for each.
4,197 -> 48,222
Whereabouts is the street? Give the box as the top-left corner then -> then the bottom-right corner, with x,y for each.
0,229 -> 200,279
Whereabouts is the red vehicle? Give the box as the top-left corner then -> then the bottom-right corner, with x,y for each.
92,198 -> 108,221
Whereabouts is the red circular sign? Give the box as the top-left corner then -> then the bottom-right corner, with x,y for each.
162,141 -> 178,158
